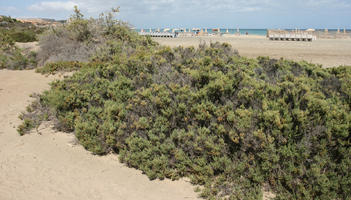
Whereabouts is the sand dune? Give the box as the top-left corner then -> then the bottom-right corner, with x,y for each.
154,36 -> 351,68
0,69 -> 199,200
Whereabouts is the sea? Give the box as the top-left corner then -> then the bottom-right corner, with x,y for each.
135,28 -> 350,36
136,28 -> 268,36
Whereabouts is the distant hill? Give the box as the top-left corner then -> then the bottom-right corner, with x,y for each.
16,18 -> 66,27
0,15 -> 65,26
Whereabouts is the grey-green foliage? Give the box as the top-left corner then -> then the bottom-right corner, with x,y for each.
36,7 -> 155,66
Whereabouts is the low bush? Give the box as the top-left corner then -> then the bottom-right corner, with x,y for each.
18,7 -> 351,200
19,38 -> 351,199
10,30 -> 37,43
36,61 -> 85,74
17,94 -> 53,135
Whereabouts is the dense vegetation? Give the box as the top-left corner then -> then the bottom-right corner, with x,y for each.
36,61 -> 86,74
0,31 -> 37,69
19,8 -> 351,200
0,16 -> 44,42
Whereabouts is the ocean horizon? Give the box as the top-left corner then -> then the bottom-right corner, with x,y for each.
135,28 -> 350,36
136,28 -> 268,36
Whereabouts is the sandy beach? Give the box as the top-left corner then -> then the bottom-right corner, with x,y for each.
154,35 -> 351,68
0,69 -> 199,200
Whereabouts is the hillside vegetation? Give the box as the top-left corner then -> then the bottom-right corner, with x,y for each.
0,16 -> 44,42
0,16 -> 43,69
19,8 -> 351,200
0,31 -> 37,69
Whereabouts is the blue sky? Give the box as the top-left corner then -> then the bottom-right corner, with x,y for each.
0,0 -> 350,29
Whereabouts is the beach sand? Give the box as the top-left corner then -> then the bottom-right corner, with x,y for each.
154,35 -> 351,68
0,69 -> 199,200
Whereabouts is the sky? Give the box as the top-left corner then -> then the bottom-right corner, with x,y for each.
0,0 -> 350,29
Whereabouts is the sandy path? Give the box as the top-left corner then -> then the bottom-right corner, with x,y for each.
154,36 -> 351,68
16,42 -> 40,53
0,69 -> 199,200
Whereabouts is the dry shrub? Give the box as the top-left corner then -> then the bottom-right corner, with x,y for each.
18,93 -> 55,135
36,6 -> 134,66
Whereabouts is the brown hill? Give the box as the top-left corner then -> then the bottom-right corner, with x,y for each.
16,18 -> 65,27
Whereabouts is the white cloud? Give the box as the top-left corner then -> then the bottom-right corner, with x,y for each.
28,1 -> 78,11
196,0 -> 273,12
0,6 -> 18,16
1,6 -> 18,13
23,0 -> 351,27
27,0 -> 272,17
304,0 -> 351,8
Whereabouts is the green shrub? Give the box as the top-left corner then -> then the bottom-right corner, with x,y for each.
10,31 -> 37,42
18,8 -> 351,200
36,61 -> 85,74
19,40 -> 351,199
